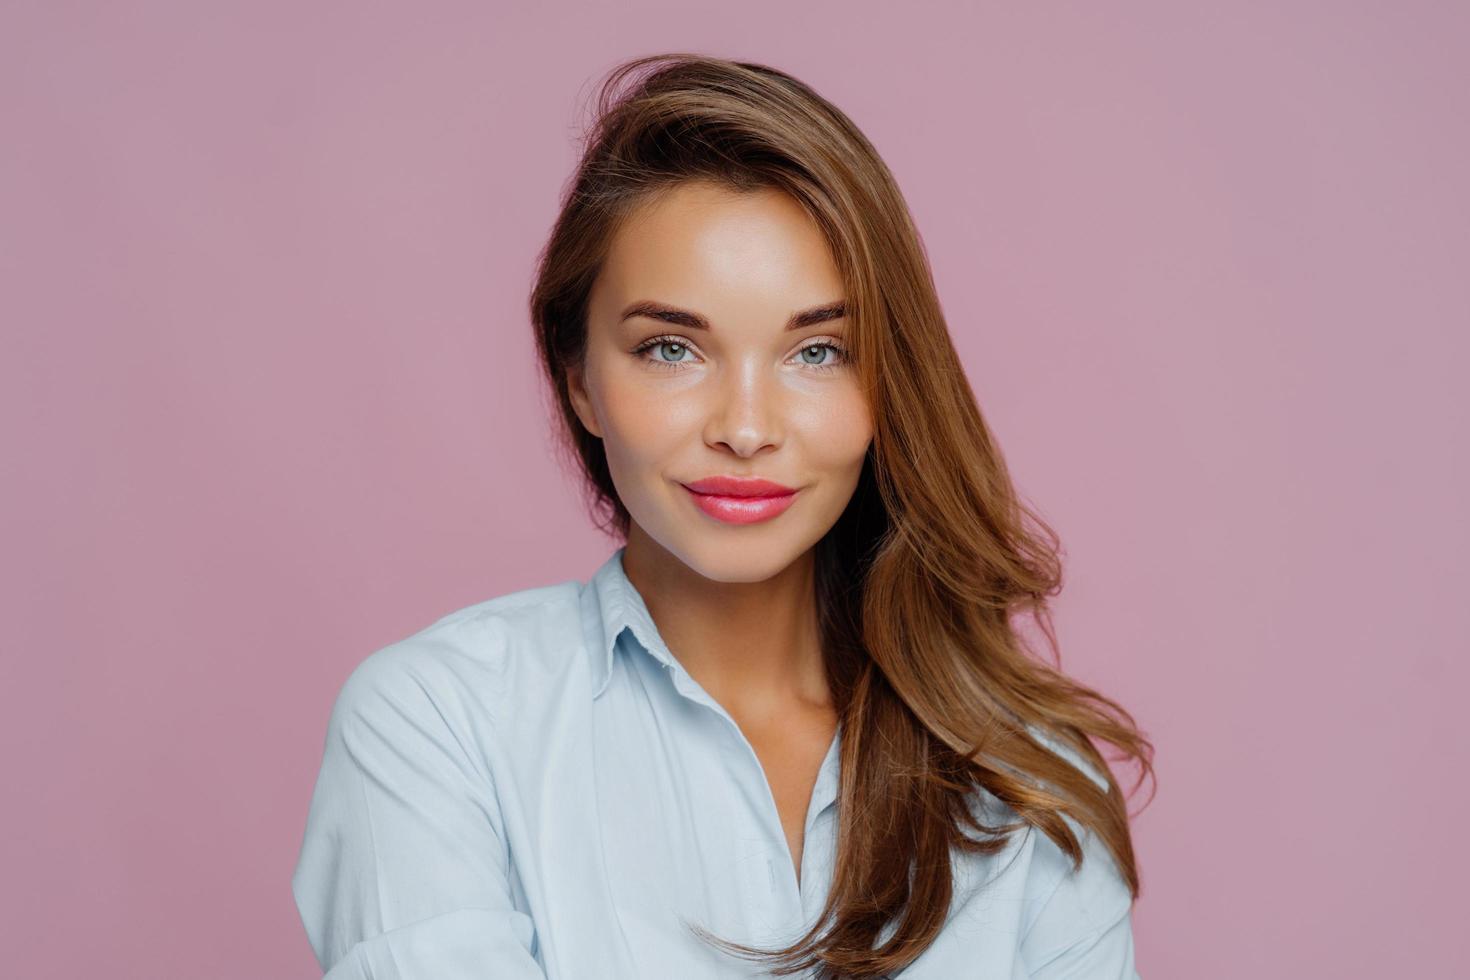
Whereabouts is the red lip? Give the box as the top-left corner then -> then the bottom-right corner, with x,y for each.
681,475 -> 798,497
679,476 -> 800,525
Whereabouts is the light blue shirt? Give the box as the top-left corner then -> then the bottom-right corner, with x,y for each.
291,545 -> 1140,978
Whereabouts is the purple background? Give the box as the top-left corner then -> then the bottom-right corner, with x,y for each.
3,2 -> 1466,977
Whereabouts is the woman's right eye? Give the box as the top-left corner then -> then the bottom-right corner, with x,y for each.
632,336 -> 698,370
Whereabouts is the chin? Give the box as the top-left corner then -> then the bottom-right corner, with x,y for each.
670,526 -> 827,584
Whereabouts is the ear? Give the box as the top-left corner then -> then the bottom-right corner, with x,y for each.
565,360 -> 604,439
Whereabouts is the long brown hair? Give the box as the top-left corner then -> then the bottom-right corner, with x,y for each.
529,52 -> 1155,980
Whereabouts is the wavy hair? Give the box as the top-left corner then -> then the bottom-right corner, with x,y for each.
528,52 -> 1155,980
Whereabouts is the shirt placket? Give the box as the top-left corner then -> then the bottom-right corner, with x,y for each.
653,654 -> 839,950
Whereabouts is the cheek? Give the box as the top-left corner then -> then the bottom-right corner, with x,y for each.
797,387 -> 874,468
595,373 -> 696,471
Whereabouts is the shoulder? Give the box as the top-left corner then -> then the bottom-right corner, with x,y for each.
1013,727 -> 1135,959
956,725 -> 1132,951
1020,811 -> 1133,933
327,579 -> 586,737
1013,809 -> 1136,976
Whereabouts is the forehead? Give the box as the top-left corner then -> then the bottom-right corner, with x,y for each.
595,181 -> 843,306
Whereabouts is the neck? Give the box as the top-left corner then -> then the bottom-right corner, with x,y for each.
621,526 -> 832,722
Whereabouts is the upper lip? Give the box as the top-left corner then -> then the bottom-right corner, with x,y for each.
682,475 -> 798,498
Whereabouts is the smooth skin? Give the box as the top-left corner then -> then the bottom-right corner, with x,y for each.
566,180 -> 874,881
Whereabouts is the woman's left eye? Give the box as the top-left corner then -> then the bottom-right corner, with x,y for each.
794,342 -> 847,369
632,337 -> 849,372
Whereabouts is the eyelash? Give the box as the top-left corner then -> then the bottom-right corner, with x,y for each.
631,335 -> 850,373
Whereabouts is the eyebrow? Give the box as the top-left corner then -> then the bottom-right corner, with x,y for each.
619,299 -> 848,332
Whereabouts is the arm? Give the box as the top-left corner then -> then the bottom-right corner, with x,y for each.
290,646 -> 548,979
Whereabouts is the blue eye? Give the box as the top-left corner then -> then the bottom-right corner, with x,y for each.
796,343 -> 844,369
639,339 -> 695,366
631,336 -> 849,373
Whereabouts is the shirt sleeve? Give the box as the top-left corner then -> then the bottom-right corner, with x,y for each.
290,644 -> 547,979
1019,821 -> 1141,979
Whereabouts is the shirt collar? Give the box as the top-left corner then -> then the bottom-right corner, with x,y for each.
583,545 -> 844,817
585,545 -> 679,699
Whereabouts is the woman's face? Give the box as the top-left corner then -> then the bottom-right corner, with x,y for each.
569,180 -> 873,583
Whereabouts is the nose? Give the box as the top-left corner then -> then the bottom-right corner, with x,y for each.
703,359 -> 783,458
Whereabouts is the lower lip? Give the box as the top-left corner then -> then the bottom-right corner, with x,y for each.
681,485 -> 799,525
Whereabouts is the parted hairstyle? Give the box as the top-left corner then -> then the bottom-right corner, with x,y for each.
528,52 -> 1155,980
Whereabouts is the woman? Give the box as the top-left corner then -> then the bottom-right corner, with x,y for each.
292,53 -> 1154,980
